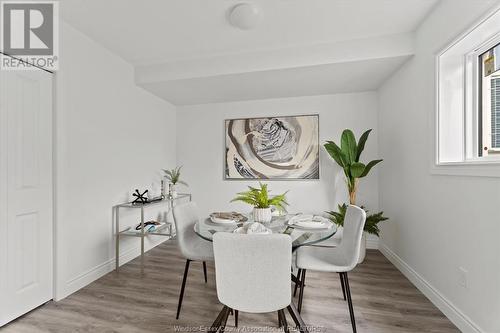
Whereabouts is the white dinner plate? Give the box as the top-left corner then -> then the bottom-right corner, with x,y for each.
286,216 -> 332,230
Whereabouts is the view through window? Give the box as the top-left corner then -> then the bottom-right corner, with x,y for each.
479,43 -> 500,157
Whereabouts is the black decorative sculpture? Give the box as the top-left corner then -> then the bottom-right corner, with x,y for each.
132,189 -> 148,204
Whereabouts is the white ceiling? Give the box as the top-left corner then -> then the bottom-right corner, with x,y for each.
141,56 -> 410,105
60,0 -> 440,105
61,0 -> 438,65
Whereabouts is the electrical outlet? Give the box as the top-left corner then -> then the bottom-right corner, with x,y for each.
458,267 -> 468,289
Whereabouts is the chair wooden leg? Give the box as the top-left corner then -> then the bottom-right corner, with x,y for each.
298,269 -> 306,313
279,309 -> 290,333
234,310 -> 239,327
209,306 -> 229,333
176,259 -> 191,319
339,272 -> 347,301
278,311 -> 282,327
203,261 -> 208,283
287,303 -> 309,333
294,269 -> 302,297
342,272 -> 357,333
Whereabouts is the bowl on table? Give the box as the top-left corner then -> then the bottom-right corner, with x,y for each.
210,212 -> 248,224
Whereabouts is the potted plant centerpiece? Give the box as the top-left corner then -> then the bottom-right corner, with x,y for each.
324,129 -> 388,262
162,166 -> 188,198
231,183 -> 288,223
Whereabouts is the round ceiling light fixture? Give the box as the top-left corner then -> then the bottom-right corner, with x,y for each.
228,3 -> 261,30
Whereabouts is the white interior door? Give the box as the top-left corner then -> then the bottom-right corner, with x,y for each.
0,66 -> 53,326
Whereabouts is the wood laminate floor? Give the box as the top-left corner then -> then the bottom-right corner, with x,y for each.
3,241 -> 459,333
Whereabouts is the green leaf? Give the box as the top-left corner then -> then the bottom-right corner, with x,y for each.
326,203 -> 348,227
342,166 -> 351,180
341,130 -> 357,164
359,159 -> 383,177
327,203 -> 388,235
365,211 -> 389,236
356,129 -> 372,162
163,166 -> 186,185
269,191 -> 289,211
231,196 -> 257,206
324,141 -> 347,167
231,183 -> 288,210
350,162 -> 366,178
260,183 -> 268,205
324,129 -> 381,200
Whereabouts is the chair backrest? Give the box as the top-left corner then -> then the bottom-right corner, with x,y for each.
338,205 -> 367,269
172,201 -> 200,258
213,233 -> 292,313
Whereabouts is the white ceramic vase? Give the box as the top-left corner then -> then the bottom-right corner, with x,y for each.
358,232 -> 367,263
253,207 -> 272,223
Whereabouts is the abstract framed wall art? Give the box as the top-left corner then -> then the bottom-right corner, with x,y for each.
225,115 -> 319,180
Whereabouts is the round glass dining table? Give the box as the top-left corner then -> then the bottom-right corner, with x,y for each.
194,214 -> 337,250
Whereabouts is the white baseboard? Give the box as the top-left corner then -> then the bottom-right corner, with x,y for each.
379,244 -> 483,333
55,238 -> 168,301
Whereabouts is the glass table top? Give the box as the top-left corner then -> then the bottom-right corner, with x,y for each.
194,214 -> 337,250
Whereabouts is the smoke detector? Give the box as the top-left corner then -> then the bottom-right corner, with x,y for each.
228,3 -> 261,30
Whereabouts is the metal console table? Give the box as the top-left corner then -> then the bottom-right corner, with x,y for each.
114,193 -> 191,271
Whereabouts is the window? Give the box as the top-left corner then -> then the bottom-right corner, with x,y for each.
479,43 -> 500,156
436,6 -> 500,172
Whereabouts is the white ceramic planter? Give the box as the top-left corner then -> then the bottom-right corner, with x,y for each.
253,207 -> 272,223
358,232 -> 367,263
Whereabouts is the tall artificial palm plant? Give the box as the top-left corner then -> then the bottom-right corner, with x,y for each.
324,129 -> 382,205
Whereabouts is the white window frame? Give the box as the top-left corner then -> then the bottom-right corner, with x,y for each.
433,5 -> 500,177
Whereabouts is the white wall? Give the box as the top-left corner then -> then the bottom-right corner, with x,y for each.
378,1 -> 500,332
177,93 -> 381,246
54,22 -> 177,300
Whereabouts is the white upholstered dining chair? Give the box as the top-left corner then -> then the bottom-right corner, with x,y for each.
172,202 -> 214,319
293,229 -> 342,297
295,205 -> 366,333
210,233 -> 309,333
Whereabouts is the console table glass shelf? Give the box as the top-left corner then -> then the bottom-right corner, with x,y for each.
118,223 -> 173,237
114,193 -> 191,271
